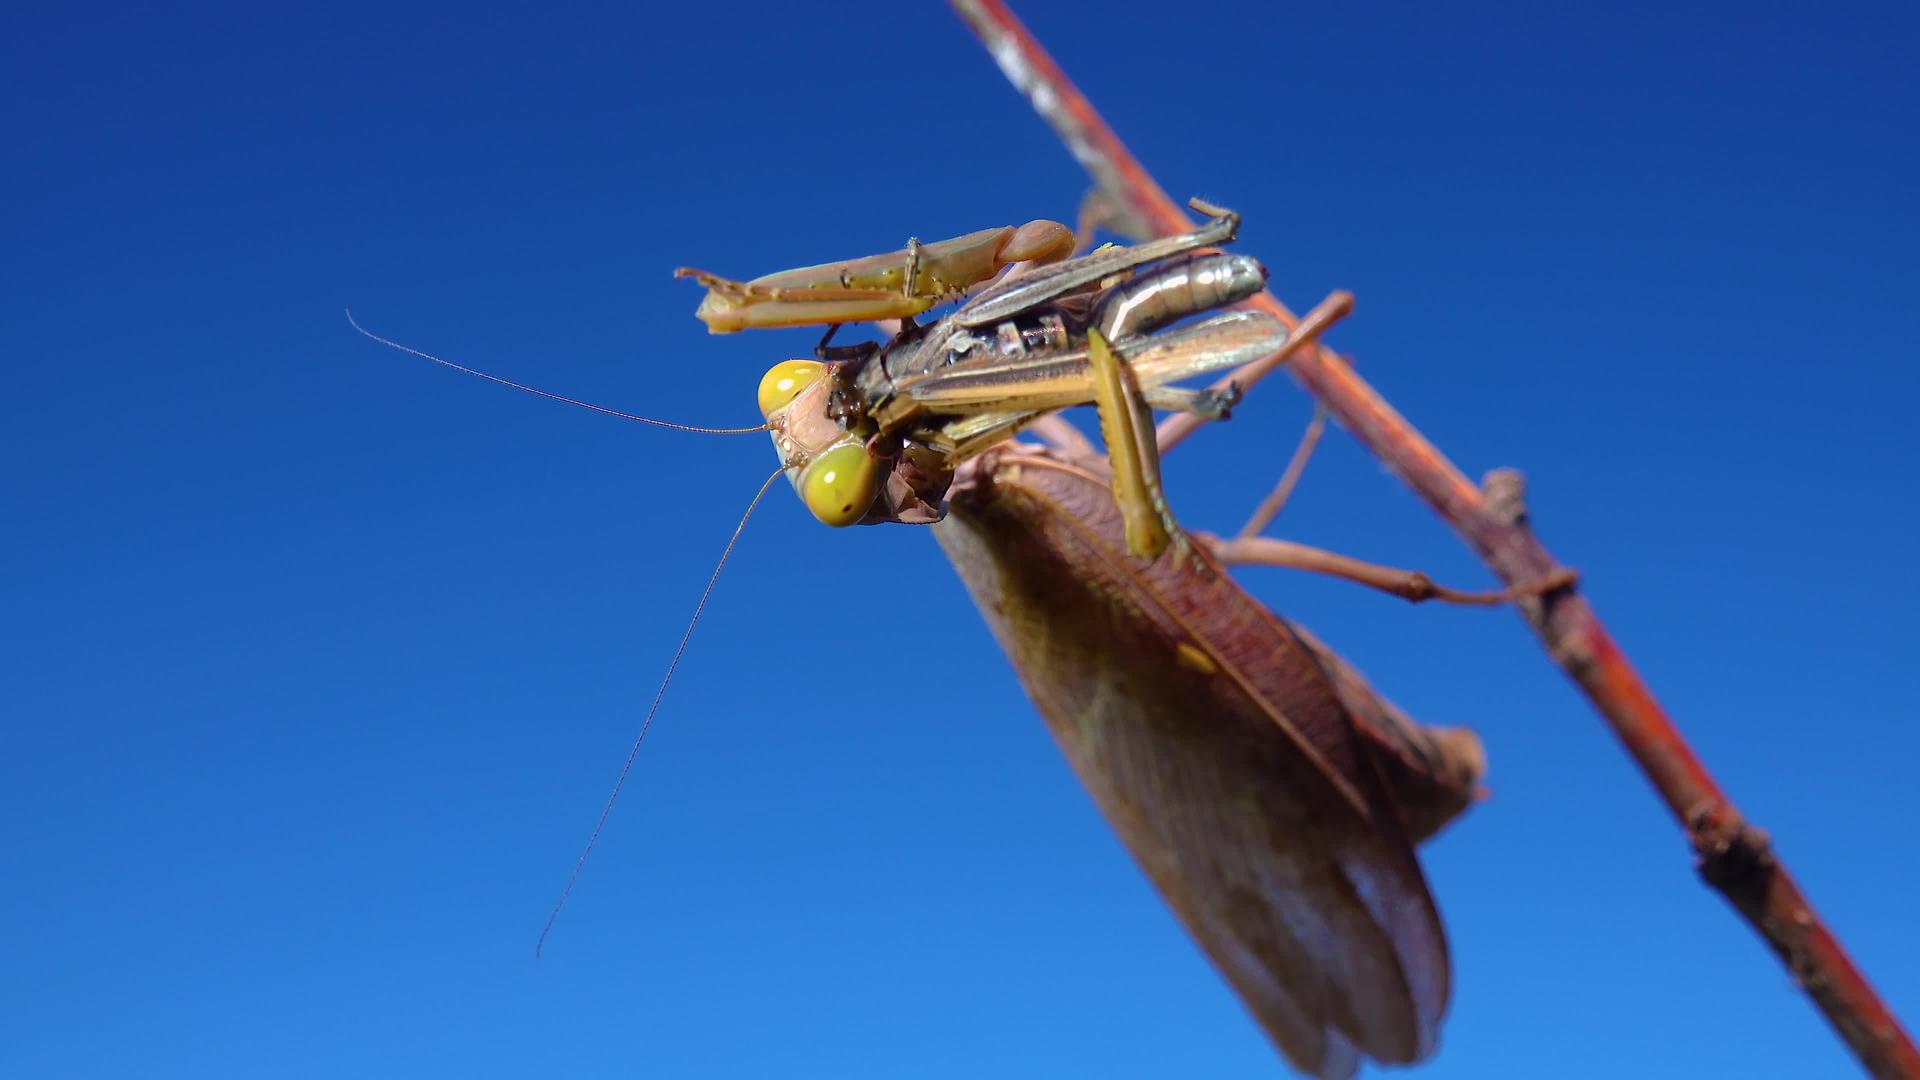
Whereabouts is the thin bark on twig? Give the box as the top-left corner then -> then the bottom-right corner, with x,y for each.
948,1 -> 1919,1076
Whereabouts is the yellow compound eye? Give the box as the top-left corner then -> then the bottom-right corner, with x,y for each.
757,359 -> 824,420
802,442 -> 881,527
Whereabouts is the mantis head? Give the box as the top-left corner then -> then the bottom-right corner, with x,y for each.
756,359 -> 950,528
757,359 -> 884,527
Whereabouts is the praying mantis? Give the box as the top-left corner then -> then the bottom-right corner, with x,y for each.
353,198 -> 1547,1079
674,202 -> 1537,1076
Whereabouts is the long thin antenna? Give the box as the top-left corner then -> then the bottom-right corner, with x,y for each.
346,310 -> 769,435
535,466 -> 786,958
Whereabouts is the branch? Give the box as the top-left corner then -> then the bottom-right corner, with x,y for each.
948,1 -> 1919,1076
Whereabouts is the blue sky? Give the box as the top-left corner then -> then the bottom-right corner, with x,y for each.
4,2 -> 1916,1076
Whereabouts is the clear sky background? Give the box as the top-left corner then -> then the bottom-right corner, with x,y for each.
5,2 -> 1917,1077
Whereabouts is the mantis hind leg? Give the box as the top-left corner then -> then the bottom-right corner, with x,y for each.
1235,408 -> 1327,539
1210,416 -> 1579,604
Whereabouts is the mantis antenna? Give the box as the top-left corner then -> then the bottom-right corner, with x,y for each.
346,310 -> 770,435
536,466 -> 784,958
344,310 -> 785,952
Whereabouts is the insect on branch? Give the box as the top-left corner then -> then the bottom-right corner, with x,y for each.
947,0 -> 1920,1075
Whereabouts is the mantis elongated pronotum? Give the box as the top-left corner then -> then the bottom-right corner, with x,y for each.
352,199 -> 1548,1080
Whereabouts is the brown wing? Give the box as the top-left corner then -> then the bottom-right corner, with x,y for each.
936,450 -> 1451,1078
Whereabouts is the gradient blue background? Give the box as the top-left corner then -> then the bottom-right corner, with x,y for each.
6,2 -> 1916,1076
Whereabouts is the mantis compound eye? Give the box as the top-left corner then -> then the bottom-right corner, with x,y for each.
757,359 -> 824,420
801,442 -> 881,527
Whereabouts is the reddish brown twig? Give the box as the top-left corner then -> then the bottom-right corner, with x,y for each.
948,1 -> 1919,1076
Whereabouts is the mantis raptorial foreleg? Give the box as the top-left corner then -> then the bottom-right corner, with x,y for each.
677,219 -> 1076,332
